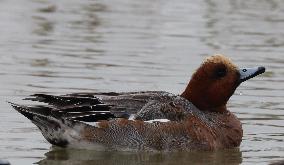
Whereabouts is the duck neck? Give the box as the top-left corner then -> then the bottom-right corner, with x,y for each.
181,80 -> 228,113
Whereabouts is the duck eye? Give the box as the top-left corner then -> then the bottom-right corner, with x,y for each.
215,68 -> 227,78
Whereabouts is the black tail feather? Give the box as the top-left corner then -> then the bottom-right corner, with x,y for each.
70,113 -> 115,122
9,102 -> 52,120
10,103 -> 35,121
9,102 -> 116,122
9,92 -> 132,124
56,104 -> 110,113
24,94 -> 102,107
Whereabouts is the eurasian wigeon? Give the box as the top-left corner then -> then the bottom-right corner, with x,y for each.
10,54 -> 265,151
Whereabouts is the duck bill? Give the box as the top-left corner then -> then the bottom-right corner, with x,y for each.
239,66 -> 266,83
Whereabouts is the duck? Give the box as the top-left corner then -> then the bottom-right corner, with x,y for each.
10,54 -> 265,151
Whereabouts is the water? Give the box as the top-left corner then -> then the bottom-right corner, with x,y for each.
0,0 -> 283,164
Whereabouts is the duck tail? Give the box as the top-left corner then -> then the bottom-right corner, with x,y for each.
9,102 -> 52,120
9,102 -> 73,147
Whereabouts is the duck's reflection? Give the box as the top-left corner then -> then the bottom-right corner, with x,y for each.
38,147 -> 242,165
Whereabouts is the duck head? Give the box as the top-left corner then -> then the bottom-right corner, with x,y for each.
181,54 -> 265,113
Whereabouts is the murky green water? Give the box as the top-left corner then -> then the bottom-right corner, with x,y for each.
0,0 -> 283,164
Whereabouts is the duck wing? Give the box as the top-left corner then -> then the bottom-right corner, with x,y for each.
14,91 -> 192,123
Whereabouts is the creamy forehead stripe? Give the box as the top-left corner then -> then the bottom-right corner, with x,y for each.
203,54 -> 238,69
205,54 -> 231,64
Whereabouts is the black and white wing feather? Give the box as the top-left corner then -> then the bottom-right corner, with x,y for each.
11,91 -> 194,126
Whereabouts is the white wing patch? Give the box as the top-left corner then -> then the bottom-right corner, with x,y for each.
144,119 -> 170,123
81,121 -> 101,128
128,114 -> 136,121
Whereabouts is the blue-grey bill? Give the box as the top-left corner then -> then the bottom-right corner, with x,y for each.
239,66 -> 266,82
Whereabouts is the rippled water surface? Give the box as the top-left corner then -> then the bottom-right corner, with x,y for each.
0,0 -> 283,164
